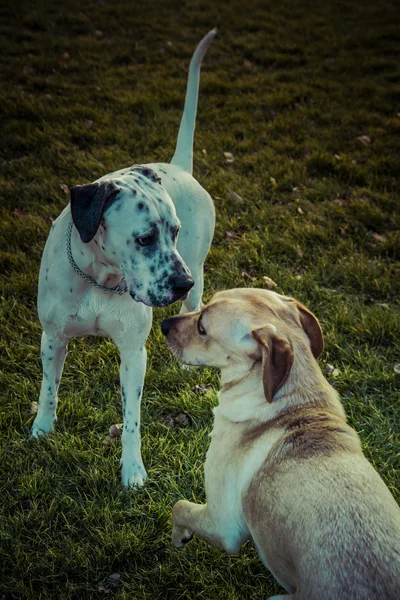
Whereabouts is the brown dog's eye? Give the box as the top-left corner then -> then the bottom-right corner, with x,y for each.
197,319 -> 206,335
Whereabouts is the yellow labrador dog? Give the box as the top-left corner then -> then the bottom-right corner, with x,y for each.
161,288 -> 400,600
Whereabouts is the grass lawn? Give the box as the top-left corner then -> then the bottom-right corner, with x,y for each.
1,0 -> 399,597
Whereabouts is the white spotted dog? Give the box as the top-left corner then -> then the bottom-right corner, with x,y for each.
161,288 -> 400,600
32,30 -> 216,487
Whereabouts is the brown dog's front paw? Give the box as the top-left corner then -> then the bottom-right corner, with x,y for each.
172,528 -> 194,548
172,500 -> 194,547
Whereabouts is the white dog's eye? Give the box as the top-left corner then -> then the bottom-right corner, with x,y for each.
137,233 -> 154,246
197,318 -> 206,335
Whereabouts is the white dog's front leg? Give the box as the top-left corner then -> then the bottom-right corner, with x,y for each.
117,344 -> 147,488
31,331 -> 67,437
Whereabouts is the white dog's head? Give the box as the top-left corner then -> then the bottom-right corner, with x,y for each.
161,288 -> 323,402
70,166 -> 193,307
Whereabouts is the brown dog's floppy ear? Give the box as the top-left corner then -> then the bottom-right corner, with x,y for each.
70,181 -> 120,243
251,326 -> 294,403
293,301 -> 324,359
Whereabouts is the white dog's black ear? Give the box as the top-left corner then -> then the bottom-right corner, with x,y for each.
293,301 -> 324,359
70,181 -> 120,243
251,326 -> 294,403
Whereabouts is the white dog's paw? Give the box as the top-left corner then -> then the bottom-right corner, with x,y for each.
121,460 -> 147,488
30,417 -> 56,438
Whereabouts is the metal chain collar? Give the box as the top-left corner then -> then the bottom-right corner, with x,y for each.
66,219 -> 128,295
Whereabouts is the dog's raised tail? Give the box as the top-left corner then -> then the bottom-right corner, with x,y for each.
171,28 -> 216,174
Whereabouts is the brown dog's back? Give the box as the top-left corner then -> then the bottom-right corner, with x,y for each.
244,438 -> 400,600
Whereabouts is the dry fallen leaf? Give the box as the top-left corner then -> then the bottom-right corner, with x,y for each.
244,59 -> 253,68
224,151 -> 235,165
30,402 -> 38,415
98,573 -> 121,594
95,30 -> 104,37
326,364 -> 340,377
357,135 -> 371,146
11,208 -> 24,218
84,119 -> 94,129
202,148 -> 207,155
160,411 -> 190,429
371,232 -> 387,243
103,423 -> 122,445
61,52 -> 70,61
297,206 -> 304,215
229,190 -> 244,204
262,276 -> 277,289
59,183 -> 69,195
334,154 -> 341,160
191,383 -> 212,395
226,230 -> 238,241
107,573 -> 121,587
296,245 -> 303,258
270,176 -> 278,189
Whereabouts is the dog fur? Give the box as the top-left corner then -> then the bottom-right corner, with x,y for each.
162,288 -> 400,599
32,30 -> 216,487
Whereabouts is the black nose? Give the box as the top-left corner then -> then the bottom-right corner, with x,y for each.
161,317 -> 172,336
172,276 -> 194,297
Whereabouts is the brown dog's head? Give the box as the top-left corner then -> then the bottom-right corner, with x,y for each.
161,288 -> 323,402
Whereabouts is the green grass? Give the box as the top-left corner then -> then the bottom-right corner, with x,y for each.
1,0 -> 399,597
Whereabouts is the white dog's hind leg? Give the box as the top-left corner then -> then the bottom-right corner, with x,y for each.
116,343 -> 147,487
31,331 -> 67,437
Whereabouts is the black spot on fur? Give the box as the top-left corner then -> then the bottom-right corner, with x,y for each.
148,290 -> 160,305
129,165 -> 162,184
